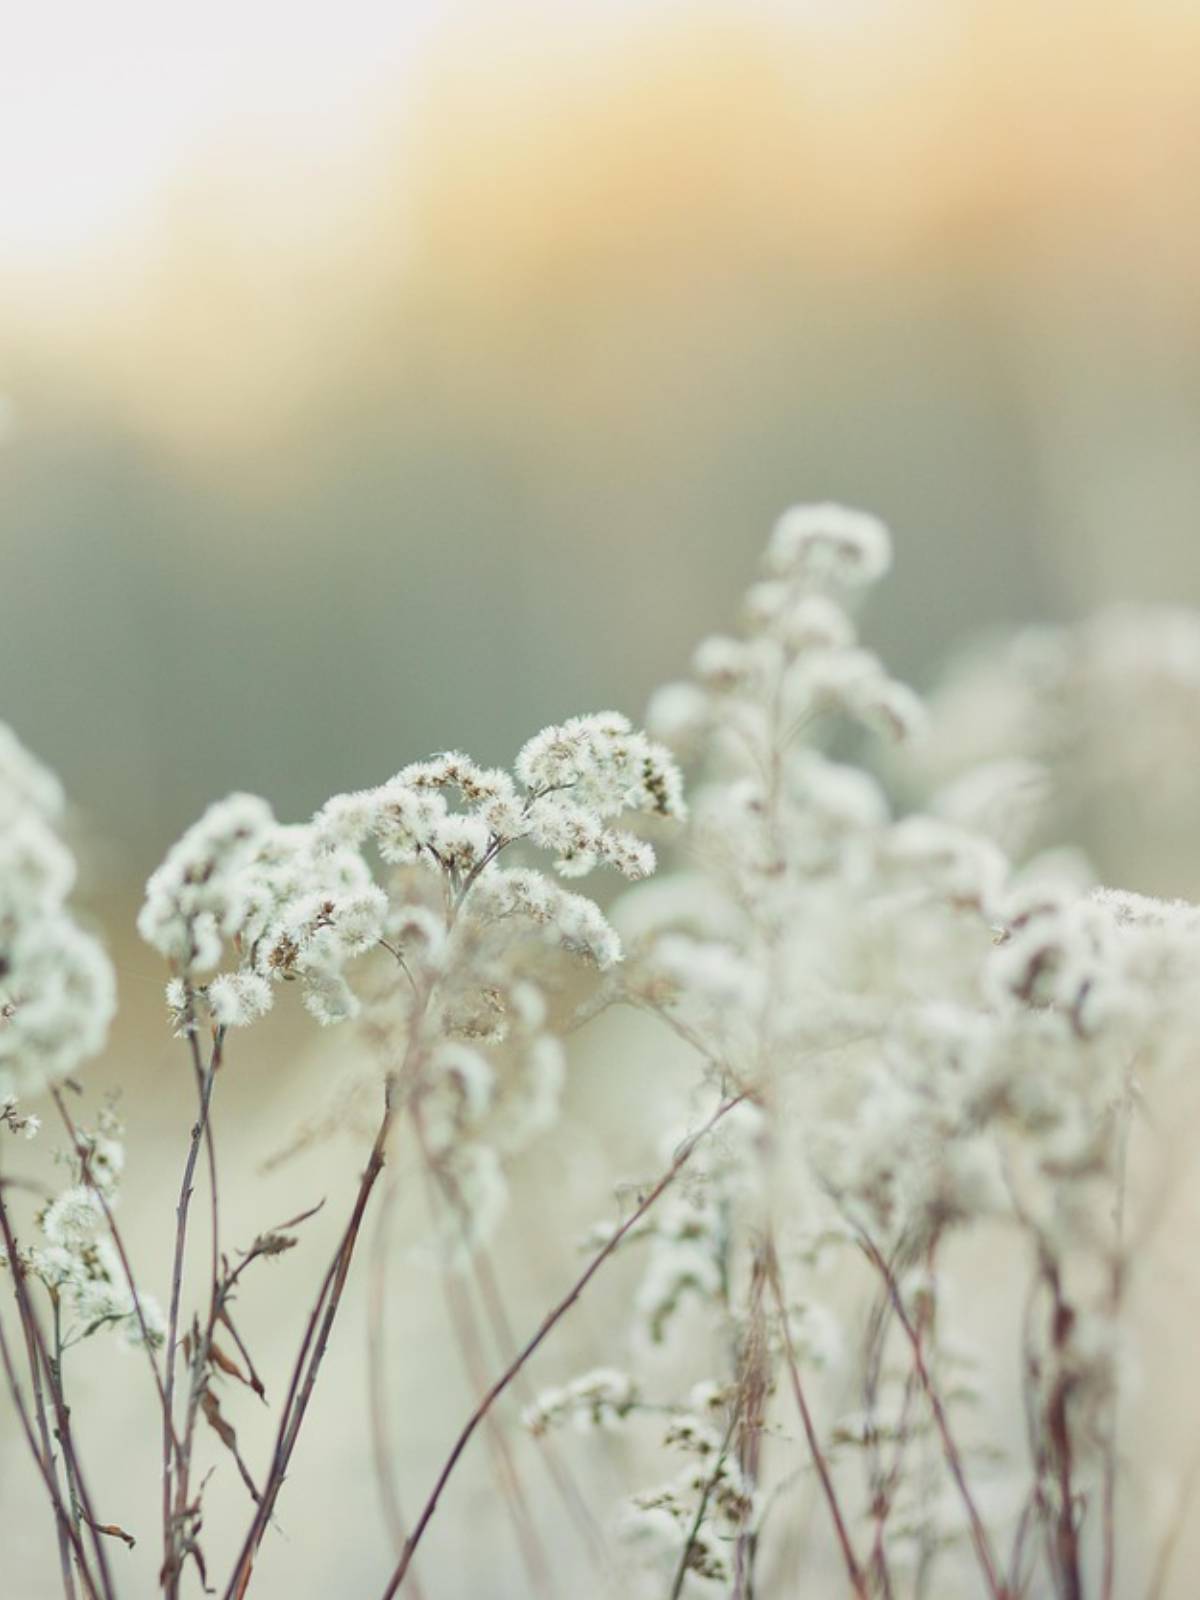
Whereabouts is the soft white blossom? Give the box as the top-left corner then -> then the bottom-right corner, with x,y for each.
0,724 -> 116,1097
765,502 -> 892,587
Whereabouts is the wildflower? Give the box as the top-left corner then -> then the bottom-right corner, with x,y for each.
765,502 -> 892,587
0,724 -> 116,1097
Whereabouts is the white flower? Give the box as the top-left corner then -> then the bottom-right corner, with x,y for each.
692,634 -> 758,693
372,783 -> 448,864
313,788 -> 380,849
0,725 -> 116,1096
431,813 -> 491,872
516,712 -> 685,824
523,1369 -> 638,1434
138,792 -> 275,972
471,868 -> 622,969
765,503 -> 892,588
301,970 -> 360,1027
206,971 -> 273,1028
42,1186 -> 104,1249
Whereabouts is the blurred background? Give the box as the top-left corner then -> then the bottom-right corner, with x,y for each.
4,0 -> 1200,1594
5,0 -> 1200,872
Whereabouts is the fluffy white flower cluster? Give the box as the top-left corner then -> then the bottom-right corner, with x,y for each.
522,1353 -> 755,1586
0,724 -> 116,1098
522,1367 -> 638,1435
625,581 -> 1200,1257
23,1105 -> 165,1350
143,715 -> 684,1039
141,719 -> 682,1258
631,1103 -> 764,1346
390,964 -> 571,1255
623,1387 -> 755,1588
556,507 -> 1200,1594
319,714 -> 684,882
140,793 -> 384,1029
647,501 -> 922,764
765,503 -> 893,588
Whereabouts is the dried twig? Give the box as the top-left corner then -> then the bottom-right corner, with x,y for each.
668,1393 -> 743,1600
377,1092 -> 748,1598
858,1231 -> 1008,1600
765,1241 -> 868,1600
221,1082 -> 397,1599
161,1021 -> 221,1596
0,1181 -> 115,1599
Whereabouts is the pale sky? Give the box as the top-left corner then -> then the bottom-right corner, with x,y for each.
0,0 -> 444,259
0,0 -> 914,266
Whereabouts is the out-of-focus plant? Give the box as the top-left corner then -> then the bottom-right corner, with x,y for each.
1,506 -> 1198,1599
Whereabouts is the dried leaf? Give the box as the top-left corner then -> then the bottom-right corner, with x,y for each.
201,1390 -> 261,1505
88,1518 -> 136,1549
208,1339 -> 250,1386
217,1309 -> 267,1402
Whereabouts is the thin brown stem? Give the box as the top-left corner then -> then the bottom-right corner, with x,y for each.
47,1294 -> 82,1600
1006,1489 -> 1040,1599
733,1249 -> 770,1600
222,1084 -> 396,1599
365,1171 -> 428,1600
377,1092 -> 748,1599
0,1182 -> 114,1599
1041,1259 -> 1082,1600
9,1272 -> 79,1599
764,1243 -> 868,1600
50,1089 -> 174,1439
470,1245 -> 611,1577
668,1398 -> 742,1600
1101,1069 -> 1135,1600
412,1121 -> 551,1597
170,1032 -> 229,1584
162,1021 -> 219,1597
28,1290 -> 79,1600
416,1101 -> 612,1573
0,1304 -> 97,1598
867,1239 -> 937,1597
859,1232 -> 1008,1600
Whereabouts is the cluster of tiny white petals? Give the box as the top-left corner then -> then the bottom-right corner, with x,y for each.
622,1401 -> 755,1586
0,723 -> 116,1098
206,971 -> 273,1029
324,722 -> 685,892
19,493 -> 1200,1596
522,1368 -> 638,1435
392,956 -> 575,1252
649,504 -> 920,770
624,1102 -> 765,1347
144,719 -> 678,1256
557,506 -> 1200,1592
138,792 -> 275,971
25,1105 -> 165,1349
765,503 -> 893,588
467,868 -> 622,970
141,796 -> 387,1030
